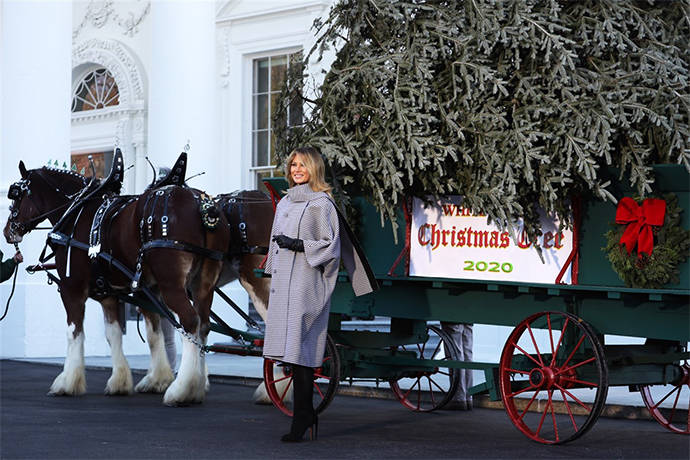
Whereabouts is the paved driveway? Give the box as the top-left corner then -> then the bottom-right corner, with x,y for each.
1,360 -> 687,459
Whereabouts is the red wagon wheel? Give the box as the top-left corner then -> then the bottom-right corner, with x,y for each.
639,360 -> 690,434
263,334 -> 340,417
389,324 -> 460,412
499,311 -> 608,444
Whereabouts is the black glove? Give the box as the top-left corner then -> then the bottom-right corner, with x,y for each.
273,234 -> 304,252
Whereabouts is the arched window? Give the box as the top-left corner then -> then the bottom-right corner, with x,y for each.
71,68 -> 120,112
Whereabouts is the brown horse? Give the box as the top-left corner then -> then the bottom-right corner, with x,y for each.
4,157 -> 229,406
215,190 -> 274,322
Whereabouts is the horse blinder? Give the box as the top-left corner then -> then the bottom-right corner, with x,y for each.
7,180 -> 29,201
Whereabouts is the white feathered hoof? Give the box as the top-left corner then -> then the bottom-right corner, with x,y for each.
252,378 -> 293,405
135,369 -> 175,394
104,368 -> 134,395
48,369 -> 86,396
204,362 -> 210,392
252,381 -> 272,405
162,374 -> 206,406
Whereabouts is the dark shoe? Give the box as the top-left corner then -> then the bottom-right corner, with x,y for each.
443,400 -> 468,411
281,415 -> 318,442
281,431 -> 305,442
281,364 -> 317,442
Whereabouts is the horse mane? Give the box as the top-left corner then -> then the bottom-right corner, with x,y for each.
36,167 -> 89,194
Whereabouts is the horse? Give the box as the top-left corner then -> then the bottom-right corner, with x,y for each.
147,152 -> 274,322
215,190 -> 274,322
4,155 -> 230,406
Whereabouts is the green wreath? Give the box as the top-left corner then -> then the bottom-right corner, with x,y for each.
604,193 -> 690,289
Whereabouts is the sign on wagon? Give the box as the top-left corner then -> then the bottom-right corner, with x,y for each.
409,196 -> 573,284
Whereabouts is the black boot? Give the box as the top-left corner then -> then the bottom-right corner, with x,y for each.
281,364 -> 317,442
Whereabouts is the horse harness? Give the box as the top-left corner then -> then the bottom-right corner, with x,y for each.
129,186 -> 225,290
216,190 -> 270,258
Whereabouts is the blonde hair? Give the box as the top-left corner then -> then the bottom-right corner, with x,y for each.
285,147 -> 332,195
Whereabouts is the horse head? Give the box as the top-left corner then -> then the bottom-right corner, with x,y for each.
4,162 -> 87,243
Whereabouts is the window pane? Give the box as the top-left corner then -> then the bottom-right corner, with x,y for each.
288,51 -> 303,83
270,131 -> 278,164
270,92 -> 281,120
289,94 -> 303,127
270,55 -> 288,92
72,68 -> 119,113
254,58 -> 269,93
254,94 -> 268,130
253,130 -> 269,167
70,151 -> 113,178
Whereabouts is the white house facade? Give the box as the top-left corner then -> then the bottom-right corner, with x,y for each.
0,0 -> 334,359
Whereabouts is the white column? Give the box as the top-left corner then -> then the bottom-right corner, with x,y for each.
0,0 -> 72,358
147,1 -> 220,194
1,0 -> 71,183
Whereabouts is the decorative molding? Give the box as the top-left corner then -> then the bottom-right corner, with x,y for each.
73,39 -> 146,106
71,107 -> 146,124
218,27 -> 231,87
71,39 -> 147,195
216,0 -> 331,24
73,0 -> 150,39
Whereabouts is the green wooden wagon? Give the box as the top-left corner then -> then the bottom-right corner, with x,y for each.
210,165 -> 689,445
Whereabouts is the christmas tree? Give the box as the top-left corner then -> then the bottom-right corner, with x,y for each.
274,0 -> 690,239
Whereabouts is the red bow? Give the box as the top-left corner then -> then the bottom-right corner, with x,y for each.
615,197 -> 666,257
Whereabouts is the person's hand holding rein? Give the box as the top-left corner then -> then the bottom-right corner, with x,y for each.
13,252 -> 23,264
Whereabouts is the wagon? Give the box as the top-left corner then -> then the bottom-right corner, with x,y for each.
23,160 -> 686,444
208,165 -> 689,445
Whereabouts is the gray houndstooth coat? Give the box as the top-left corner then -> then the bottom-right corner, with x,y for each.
263,183 -> 376,367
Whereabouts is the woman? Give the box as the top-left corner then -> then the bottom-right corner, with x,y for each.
263,147 -> 377,442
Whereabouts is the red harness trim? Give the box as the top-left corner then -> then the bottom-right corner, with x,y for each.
387,197 -> 412,277
259,181 -> 283,269
555,195 -> 581,285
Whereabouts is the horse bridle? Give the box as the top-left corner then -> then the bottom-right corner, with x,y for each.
6,172 -> 81,238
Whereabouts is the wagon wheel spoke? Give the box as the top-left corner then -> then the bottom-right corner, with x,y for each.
428,376 -> 447,394
505,384 -> 538,399
547,313 -> 556,363
427,378 -> 436,406
667,385 -> 683,426
511,341 -> 545,369
557,334 -> 586,371
499,312 -> 607,444
554,383 -> 592,413
517,389 -> 541,421
526,324 -> 545,367
401,378 -> 421,402
550,317 -> 570,367
264,335 -> 341,418
416,379 -> 423,409
313,382 -> 325,399
640,361 -> 690,434
650,385 -> 682,411
535,393 -> 551,438
548,390 -> 559,443
279,377 -> 293,403
556,356 -> 596,376
269,373 -> 292,385
560,376 -> 598,388
558,387 -> 579,432
506,368 -> 530,375
389,325 -> 460,412
430,339 -> 443,360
